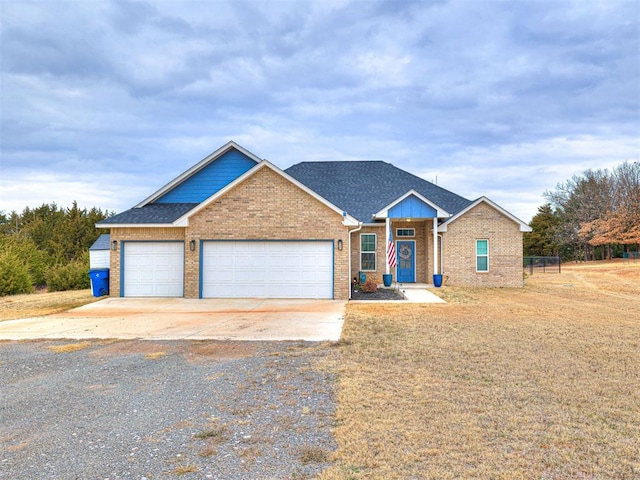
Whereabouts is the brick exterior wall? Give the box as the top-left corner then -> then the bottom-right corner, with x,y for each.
109,167 -> 350,299
442,202 -> 524,287
187,167 -> 349,299
106,170 -> 524,295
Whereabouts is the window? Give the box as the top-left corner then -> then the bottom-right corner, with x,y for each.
476,239 -> 489,272
360,234 -> 376,271
396,228 -> 415,237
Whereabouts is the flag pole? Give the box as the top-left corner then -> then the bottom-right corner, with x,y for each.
385,217 -> 390,275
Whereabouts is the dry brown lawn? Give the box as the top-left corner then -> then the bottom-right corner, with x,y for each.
0,289 -> 97,321
319,260 -> 640,480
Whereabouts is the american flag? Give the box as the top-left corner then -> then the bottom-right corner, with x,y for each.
387,227 -> 397,268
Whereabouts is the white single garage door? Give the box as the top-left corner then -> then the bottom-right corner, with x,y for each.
123,242 -> 184,297
202,241 -> 333,299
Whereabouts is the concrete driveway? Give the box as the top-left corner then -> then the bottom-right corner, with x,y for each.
0,298 -> 346,341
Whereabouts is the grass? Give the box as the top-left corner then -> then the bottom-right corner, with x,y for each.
319,260 -> 640,479
47,341 -> 93,353
193,426 -> 226,440
300,445 -> 330,465
171,464 -> 198,475
0,289 -> 97,321
144,351 -> 167,360
194,420 -> 228,459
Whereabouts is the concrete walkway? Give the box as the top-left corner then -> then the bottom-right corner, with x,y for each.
349,283 -> 446,303
0,298 -> 346,342
400,284 -> 447,303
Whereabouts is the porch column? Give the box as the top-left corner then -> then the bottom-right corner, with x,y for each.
385,217 -> 390,274
433,217 -> 438,275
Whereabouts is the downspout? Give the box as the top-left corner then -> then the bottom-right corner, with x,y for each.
348,222 -> 363,300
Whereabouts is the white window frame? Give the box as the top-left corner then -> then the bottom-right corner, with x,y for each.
396,228 -> 415,238
360,233 -> 377,271
476,239 -> 489,272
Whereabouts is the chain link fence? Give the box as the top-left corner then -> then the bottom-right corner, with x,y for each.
524,256 -> 561,274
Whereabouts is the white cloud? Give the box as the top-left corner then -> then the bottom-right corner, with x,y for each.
0,171 -> 146,214
413,134 -> 640,222
0,0 -> 638,225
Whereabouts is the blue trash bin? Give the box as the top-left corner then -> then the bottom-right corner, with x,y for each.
88,268 -> 109,297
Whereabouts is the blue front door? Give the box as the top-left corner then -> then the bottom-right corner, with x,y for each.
396,241 -> 415,283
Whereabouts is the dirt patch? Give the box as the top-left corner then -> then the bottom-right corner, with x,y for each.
88,339 -> 258,362
184,341 -> 257,362
0,289 -> 97,321
89,340 -> 174,357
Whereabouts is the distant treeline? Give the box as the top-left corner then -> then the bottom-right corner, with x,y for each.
0,202 -> 112,295
525,161 -> 640,261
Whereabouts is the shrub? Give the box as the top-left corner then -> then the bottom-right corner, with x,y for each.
0,252 -> 33,296
45,258 -> 90,292
361,279 -> 378,293
0,235 -> 50,287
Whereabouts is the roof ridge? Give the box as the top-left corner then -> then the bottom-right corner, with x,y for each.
288,160 -> 388,166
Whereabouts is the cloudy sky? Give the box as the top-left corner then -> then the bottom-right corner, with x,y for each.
1,0 -> 638,222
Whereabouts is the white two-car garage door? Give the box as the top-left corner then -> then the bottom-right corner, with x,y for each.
202,241 -> 333,299
123,242 -> 184,297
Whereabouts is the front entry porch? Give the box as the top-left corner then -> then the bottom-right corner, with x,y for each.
377,190 -> 449,285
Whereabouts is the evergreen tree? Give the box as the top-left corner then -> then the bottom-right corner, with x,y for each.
524,204 -> 561,256
0,202 -> 112,295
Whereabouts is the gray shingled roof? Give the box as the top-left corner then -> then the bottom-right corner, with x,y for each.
285,161 -> 472,222
89,233 -> 111,250
98,203 -> 199,224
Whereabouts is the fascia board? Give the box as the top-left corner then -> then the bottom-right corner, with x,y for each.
373,189 -> 450,219
135,141 -> 262,208
94,223 -> 179,229
438,196 -> 532,233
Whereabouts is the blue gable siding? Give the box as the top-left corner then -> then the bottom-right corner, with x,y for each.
389,195 -> 437,218
155,149 -> 257,203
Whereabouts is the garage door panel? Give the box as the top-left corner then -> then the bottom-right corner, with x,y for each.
202,241 -> 333,298
124,242 -> 184,297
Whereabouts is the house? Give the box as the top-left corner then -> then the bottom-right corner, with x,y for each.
96,141 -> 532,300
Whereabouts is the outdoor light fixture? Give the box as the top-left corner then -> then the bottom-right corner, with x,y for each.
111,240 -> 117,251
190,240 -> 196,251
337,239 -> 343,250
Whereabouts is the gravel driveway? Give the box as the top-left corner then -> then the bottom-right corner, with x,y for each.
0,339 -> 336,479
